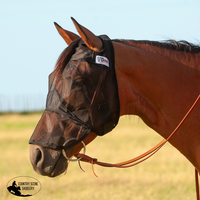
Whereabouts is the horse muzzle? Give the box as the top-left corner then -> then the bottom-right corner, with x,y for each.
29,144 -> 68,177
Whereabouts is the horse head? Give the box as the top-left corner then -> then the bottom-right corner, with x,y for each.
29,18 -> 119,177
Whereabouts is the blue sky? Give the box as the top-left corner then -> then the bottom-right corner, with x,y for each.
0,0 -> 200,100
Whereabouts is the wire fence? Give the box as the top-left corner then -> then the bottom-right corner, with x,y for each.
0,95 -> 46,113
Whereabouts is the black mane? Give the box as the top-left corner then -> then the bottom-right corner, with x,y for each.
113,39 -> 200,54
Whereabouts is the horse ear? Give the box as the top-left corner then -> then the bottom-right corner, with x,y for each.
54,22 -> 80,45
71,17 -> 103,52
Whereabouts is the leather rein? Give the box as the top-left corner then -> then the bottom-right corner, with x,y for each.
64,95 -> 200,200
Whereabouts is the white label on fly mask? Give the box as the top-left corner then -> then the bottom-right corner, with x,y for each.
95,56 -> 109,67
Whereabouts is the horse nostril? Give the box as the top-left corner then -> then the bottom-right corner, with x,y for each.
35,148 -> 42,165
29,145 -> 44,170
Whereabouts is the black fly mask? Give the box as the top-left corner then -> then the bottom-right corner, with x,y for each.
29,35 -> 120,150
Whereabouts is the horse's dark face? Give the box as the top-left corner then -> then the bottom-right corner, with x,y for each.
29,18 -> 119,177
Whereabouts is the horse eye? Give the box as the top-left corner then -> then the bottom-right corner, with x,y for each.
75,80 -> 83,87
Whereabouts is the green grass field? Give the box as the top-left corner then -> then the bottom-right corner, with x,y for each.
0,113 -> 196,200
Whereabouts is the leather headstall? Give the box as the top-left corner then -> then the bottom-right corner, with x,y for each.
29,35 -> 120,150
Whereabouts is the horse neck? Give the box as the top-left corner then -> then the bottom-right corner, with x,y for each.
122,42 -> 200,69
113,41 -> 200,170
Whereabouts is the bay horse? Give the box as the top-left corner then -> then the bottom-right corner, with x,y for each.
29,17 -> 200,186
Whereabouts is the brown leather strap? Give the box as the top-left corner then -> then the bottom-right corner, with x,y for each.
76,139 -> 165,168
76,95 -> 200,168
75,95 -> 200,199
196,169 -> 200,200
89,68 -> 107,110
86,68 -> 108,128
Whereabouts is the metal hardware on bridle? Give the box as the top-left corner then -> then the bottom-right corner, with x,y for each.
62,138 -> 86,161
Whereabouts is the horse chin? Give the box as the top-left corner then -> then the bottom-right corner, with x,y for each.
29,144 -> 68,178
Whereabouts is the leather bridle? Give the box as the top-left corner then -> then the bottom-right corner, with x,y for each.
63,95 -> 200,200
61,67 -> 108,149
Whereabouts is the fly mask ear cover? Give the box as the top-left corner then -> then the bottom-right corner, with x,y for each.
29,35 -> 120,150
82,35 -> 120,136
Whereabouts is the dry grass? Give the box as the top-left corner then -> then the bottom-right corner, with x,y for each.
0,114 -> 196,200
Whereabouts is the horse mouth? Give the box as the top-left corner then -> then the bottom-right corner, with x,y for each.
29,144 -> 68,178
48,153 -> 68,177
52,159 -> 68,177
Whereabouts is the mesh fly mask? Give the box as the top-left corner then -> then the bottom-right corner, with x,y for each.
29,35 -> 120,150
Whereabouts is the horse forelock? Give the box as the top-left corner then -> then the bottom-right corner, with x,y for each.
113,39 -> 200,54
52,39 -> 81,83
